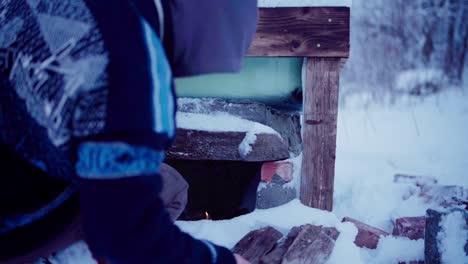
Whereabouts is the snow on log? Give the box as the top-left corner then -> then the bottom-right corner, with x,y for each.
342,217 -> 389,249
167,112 -> 289,161
425,209 -> 468,264
239,130 -> 258,158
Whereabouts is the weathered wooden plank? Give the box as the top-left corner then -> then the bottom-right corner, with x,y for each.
282,224 -> 340,264
166,129 -> 289,162
248,7 -> 350,57
177,98 -> 302,155
300,58 -> 341,211
232,227 -> 283,263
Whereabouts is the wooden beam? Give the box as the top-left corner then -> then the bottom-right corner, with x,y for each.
248,7 -> 350,57
300,58 -> 341,211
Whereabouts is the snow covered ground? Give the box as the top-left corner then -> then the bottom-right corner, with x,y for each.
177,89 -> 468,263
334,90 -> 468,227
48,89 -> 468,263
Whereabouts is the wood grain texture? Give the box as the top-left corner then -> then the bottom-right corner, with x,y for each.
248,7 -> 350,57
300,58 -> 341,211
166,129 -> 289,162
232,227 -> 283,263
282,224 -> 340,264
233,225 -> 339,264
260,226 -> 304,264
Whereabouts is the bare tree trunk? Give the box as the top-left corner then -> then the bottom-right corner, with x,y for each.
444,0 -> 468,84
455,8 -> 468,82
444,1 -> 455,79
422,28 -> 435,65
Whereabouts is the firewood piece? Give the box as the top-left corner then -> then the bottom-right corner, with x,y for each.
260,226 -> 304,264
282,224 -> 340,264
167,129 -> 289,162
232,226 -> 283,264
392,216 -> 426,240
342,217 -> 389,249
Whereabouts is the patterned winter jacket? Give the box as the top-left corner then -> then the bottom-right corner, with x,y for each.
0,0 -> 257,263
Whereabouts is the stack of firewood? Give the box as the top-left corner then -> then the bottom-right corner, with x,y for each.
233,174 -> 468,264
232,225 -> 339,264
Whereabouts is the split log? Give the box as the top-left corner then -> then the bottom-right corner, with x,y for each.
260,226 -> 304,264
232,227 -> 283,264
425,209 -> 468,264
166,129 -> 289,162
282,224 -> 339,264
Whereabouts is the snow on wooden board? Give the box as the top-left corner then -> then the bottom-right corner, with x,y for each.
176,112 -> 281,136
176,112 -> 283,158
258,0 -> 352,8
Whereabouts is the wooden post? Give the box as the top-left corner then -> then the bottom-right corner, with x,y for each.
300,58 -> 341,211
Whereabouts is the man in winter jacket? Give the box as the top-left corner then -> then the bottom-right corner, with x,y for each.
0,0 -> 257,263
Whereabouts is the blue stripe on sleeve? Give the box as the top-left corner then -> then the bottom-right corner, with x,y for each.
141,18 -> 175,137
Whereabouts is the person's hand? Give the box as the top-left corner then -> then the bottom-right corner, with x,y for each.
234,254 -> 251,264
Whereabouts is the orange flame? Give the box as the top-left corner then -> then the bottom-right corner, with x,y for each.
205,211 -> 211,220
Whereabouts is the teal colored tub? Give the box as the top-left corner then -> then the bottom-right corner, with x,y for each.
175,58 -> 303,109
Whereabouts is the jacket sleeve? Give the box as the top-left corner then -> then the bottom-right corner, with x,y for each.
76,141 -> 236,264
